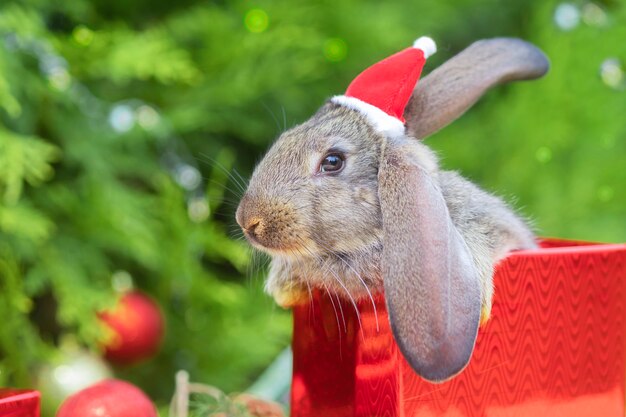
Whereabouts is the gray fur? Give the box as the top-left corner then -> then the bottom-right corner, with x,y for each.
236,38 -> 546,382
406,38 -> 549,139
236,105 -> 387,304
379,137 -> 482,381
439,170 -> 537,319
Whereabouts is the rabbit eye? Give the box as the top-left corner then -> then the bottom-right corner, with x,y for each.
319,153 -> 345,174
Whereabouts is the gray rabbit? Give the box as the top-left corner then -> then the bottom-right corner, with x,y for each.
236,38 -> 549,382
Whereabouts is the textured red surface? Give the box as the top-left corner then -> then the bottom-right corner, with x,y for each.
0,389 -> 40,417
99,291 -> 164,364
56,379 -> 157,417
291,239 -> 626,417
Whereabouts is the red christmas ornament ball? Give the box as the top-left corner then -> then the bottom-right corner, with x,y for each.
99,291 -> 165,364
56,379 -> 157,417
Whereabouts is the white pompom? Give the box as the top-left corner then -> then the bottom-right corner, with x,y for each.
413,36 -> 437,58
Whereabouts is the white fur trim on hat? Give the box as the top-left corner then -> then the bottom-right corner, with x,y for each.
331,95 -> 406,137
413,36 -> 437,59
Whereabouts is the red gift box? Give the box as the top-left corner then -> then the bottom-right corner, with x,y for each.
0,389 -> 40,417
291,239 -> 626,417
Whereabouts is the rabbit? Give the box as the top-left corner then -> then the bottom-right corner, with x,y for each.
236,38 -> 549,382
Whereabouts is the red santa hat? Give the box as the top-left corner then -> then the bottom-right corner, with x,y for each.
331,36 -> 436,137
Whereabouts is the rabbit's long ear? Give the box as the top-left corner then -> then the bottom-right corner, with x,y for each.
406,38 -> 549,139
379,140 -> 481,382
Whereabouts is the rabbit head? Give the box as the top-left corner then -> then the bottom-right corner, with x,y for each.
236,38 -> 548,381
236,103 -> 387,305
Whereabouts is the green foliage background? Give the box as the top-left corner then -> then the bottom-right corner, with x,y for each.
0,0 -> 624,414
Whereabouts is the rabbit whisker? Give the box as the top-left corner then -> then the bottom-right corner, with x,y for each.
322,268 -> 348,333
294,238 -> 362,332
322,256 -> 362,331
230,232 -> 246,241
246,247 -> 256,280
231,168 -> 249,192
292,243 -> 313,301
323,281 -> 344,343
260,101 -> 286,135
281,106 -> 288,132
213,158 -> 249,194
291,245 -> 317,323
198,153 -> 248,195
305,279 -> 314,321
206,178 -> 245,200
249,247 -> 269,281
330,282 -> 347,333
314,241 -> 379,332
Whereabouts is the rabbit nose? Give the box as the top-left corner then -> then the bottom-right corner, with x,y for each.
235,200 -> 263,237
245,218 -> 261,236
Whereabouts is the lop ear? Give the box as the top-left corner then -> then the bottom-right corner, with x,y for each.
406,38 -> 549,139
379,140 -> 481,382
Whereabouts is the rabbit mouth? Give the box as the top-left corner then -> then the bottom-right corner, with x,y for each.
244,230 -> 311,257
243,230 -> 282,252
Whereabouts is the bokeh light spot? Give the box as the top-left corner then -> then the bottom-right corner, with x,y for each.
73,25 -> 94,46
554,3 -> 580,30
112,270 -> 133,293
600,58 -> 624,90
136,105 -> 160,130
108,104 -> 135,133
48,68 -> 71,91
324,38 -> 348,62
188,196 -> 210,223
245,9 -> 269,33
582,2 -> 608,27
175,165 -> 202,190
535,146 -> 553,163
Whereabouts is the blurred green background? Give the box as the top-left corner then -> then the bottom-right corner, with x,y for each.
0,0 -> 624,414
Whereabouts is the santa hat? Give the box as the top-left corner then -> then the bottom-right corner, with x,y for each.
331,36 -> 436,137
